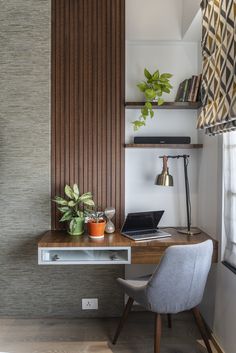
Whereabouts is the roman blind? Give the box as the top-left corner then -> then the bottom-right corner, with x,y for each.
197,0 -> 236,135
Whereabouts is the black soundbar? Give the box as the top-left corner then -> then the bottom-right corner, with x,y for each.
134,136 -> 191,144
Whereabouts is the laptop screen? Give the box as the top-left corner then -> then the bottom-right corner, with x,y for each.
122,211 -> 164,232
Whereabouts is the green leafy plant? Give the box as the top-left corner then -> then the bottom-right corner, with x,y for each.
133,68 -> 173,130
54,184 -> 95,234
85,210 -> 105,223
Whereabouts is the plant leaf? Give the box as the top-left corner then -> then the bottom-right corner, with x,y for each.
73,184 -> 79,195
60,211 -> 73,222
162,87 -> 170,93
58,206 -> 70,213
145,102 -> 152,109
83,199 -> 95,207
54,197 -> 68,206
64,185 -> 74,199
79,192 -> 93,202
153,83 -> 160,91
137,82 -> 147,92
153,70 -> 159,78
72,184 -> 79,200
145,88 -> 156,101
150,110 -> 154,118
132,120 -> 146,131
144,68 -> 152,80
68,200 -> 76,207
158,98 -> 164,106
152,72 -> 159,80
77,210 -> 84,217
161,73 -> 172,79
141,107 -> 148,117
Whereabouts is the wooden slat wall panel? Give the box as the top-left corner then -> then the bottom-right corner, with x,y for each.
51,0 -> 125,230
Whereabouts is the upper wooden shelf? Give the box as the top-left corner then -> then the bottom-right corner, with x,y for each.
125,144 -> 203,149
125,102 -> 202,110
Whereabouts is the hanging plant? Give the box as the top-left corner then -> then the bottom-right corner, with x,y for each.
132,68 -> 173,130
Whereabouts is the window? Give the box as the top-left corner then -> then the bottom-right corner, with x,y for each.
223,131 -> 236,270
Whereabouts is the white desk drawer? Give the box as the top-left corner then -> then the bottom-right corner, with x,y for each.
38,246 -> 131,265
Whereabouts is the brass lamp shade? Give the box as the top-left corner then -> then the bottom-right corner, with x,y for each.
155,156 -> 173,186
155,169 -> 173,186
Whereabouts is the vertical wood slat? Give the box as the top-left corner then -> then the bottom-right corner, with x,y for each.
51,0 -> 125,229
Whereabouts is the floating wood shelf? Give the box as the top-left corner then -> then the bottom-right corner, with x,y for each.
125,102 -> 202,110
125,144 -> 203,149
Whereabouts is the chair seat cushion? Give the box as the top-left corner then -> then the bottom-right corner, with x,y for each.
117,278 -> 149,309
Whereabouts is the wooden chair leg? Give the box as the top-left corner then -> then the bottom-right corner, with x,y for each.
192,307 -> 213,353
154,314 -> 162,353
112,297 -> 134,345
167,314 -> 172,328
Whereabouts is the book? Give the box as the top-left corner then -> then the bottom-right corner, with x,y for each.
175,80 -> 185,101
175,75 -> 201,102
182,78 -> 191,102
177,79 -> 188,102
193,74 -> 202,102
187,75 -> 198,102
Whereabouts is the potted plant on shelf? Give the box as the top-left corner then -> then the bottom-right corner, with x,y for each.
86,210 -> 106,239
132,68 -> 173,130
54,184 -> 95,236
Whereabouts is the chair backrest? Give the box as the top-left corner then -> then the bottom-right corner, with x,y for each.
146,240 -> 213,314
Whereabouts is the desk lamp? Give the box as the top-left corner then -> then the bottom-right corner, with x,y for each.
155,154 -> 200,235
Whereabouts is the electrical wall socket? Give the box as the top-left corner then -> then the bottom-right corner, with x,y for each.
82,298 -> 98,310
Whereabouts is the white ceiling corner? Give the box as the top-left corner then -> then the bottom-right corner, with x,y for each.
126,0 -> 201,42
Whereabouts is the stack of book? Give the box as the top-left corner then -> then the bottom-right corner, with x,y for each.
175,74 -> 201,102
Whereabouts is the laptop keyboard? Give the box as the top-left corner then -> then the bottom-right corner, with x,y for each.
130,229 -> 159,236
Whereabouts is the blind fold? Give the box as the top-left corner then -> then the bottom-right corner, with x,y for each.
198,0 -> 236,135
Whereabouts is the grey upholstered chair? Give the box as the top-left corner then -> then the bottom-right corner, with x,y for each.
112,240 -> 213,353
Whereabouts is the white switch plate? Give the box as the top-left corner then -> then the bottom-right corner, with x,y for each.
82,298 -> 98,310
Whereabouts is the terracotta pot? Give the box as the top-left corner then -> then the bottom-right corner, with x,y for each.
88,220 -> 106,238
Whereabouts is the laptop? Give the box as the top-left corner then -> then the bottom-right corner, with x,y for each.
121,211 -> 171,241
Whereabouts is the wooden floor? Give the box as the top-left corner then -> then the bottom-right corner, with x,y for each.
0,312 -> 217,353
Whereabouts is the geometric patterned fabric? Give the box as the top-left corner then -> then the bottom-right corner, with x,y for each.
197,0 -> 236,135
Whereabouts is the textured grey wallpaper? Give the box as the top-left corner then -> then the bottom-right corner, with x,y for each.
0,0 -> 123,317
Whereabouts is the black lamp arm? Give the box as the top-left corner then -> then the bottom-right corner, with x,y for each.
159,154 -> 191,232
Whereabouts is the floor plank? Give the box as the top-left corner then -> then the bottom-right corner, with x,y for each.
0,312 -> 217,353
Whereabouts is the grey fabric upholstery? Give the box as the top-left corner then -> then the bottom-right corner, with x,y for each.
117,240 -> 213,314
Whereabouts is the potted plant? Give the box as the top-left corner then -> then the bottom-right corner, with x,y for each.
86,210 -> 106,239
132,68 -> 173,130
54,184 -> 95,236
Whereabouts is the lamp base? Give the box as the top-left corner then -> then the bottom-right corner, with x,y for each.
177,228 -> 201,236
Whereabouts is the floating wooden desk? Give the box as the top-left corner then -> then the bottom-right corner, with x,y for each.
38,228 -> 218,265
